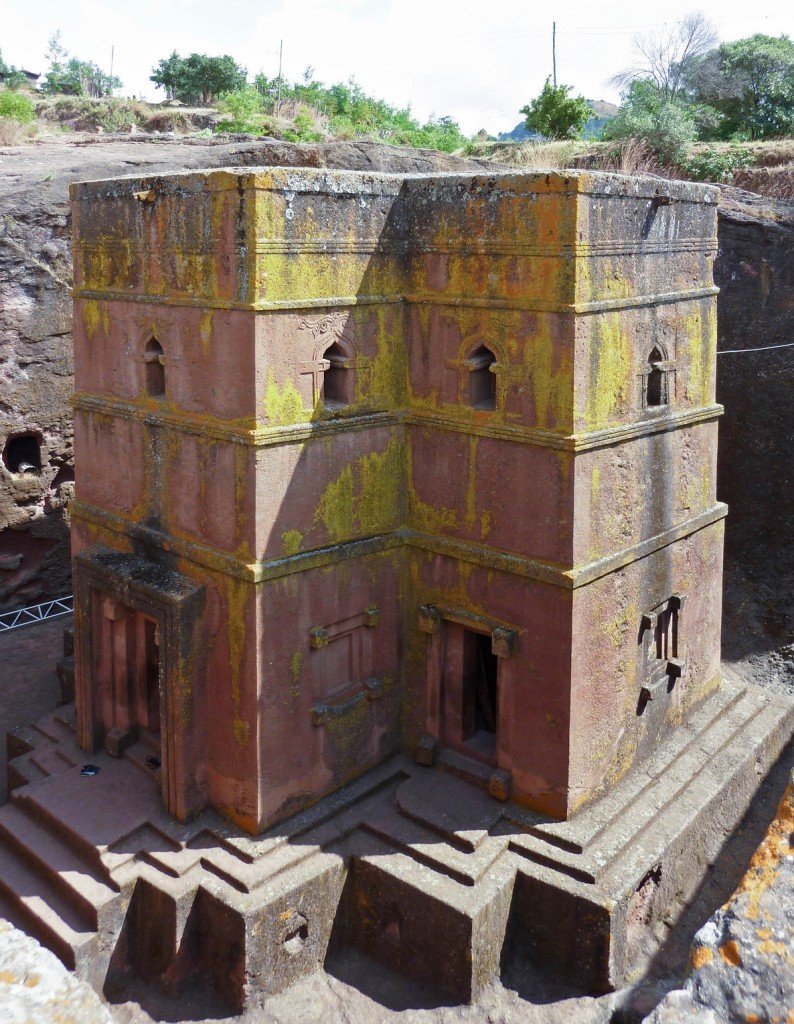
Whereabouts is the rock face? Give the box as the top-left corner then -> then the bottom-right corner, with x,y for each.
685,771 -> 794,1023
0,136 -> 493,611
645,770 -> 794,1024
0,918 -> 111,1023
714,189 -> 794,694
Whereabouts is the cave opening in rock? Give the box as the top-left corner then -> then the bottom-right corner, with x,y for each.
2,433 -> 42,475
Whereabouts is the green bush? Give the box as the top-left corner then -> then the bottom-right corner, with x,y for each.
680,146 -> 755,182
603,94 -> 696,166
215,87 -> 268,134
0,91 -> 35,124
520,79 -> 592,140
283,107 -> 324,143
95,100 -> 140,132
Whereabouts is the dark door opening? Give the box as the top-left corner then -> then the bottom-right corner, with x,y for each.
461,628 -> 498,761
143,617 -> 161,746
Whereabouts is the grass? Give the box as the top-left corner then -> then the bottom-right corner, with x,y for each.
471,137 -> 794,199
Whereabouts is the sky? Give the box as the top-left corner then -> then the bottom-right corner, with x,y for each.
2,0 -> 792,135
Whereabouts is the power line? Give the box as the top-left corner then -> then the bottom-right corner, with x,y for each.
717,341 -> 794,355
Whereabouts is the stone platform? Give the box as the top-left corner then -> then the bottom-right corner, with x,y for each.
1,679 -> 791,1013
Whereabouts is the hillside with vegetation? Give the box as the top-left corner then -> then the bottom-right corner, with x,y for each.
0,18 -> 792,196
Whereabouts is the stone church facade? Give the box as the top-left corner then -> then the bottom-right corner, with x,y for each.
69,167 -> 725,833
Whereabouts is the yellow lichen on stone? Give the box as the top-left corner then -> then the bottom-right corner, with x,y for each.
690,945 -> 715,969
585,313 -> 632,429
718,939 -> 743,967
226,577 -> 250,748
357,437 -> 405,535
198,310 -> 214,356
264,371 -> 305,426
316,465 -> 354,543
282,530 -> 303,556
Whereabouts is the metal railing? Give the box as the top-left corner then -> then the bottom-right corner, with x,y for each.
0,595 -> 73,634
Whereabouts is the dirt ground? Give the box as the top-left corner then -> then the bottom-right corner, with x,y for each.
0,613 -> 68,803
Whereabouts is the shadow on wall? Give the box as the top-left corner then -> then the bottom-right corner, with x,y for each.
714,203 -> 794,662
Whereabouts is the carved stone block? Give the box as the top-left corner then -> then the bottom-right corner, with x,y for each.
489,768 -> 513,802
491,627 -> 518,659
309,627 -> 329,649
418,605 -> 441,634
416,732 -> 438,766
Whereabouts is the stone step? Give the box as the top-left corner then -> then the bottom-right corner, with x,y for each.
14,789 -> 114,877
0,803 -> 120,930
587,687 -> 767,874
7,753 -> 49,790
122,740 -> 163,781
30,743 -> 78,778
505,832 -> 597,883
601,690 -> 794,891
522,682 -> 746,855
361,804 -> 508,886
437,747 -> 494,791
53,705 -> 77,733
31,711 -> 77,745
6,723 -> 38,760
0,836 -> 97,972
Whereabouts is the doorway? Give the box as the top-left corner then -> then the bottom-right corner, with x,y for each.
98,599 -> 163,771
134,614 -> 162,763
441,623 -> 499,765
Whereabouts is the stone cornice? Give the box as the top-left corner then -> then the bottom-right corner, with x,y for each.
71,499 -> 727,591
72,392 -> 723,454
72,286 -> 719,315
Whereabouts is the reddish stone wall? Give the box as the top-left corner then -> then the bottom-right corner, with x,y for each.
70,168 -> 723,830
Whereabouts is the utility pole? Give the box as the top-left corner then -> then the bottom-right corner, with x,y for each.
276,40 -> 283,118
109,44 -> 114,94
552,22 -> 557,87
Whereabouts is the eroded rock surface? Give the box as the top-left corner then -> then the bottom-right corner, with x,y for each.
715,188 -> 794,696
0,918 -> 111,1023
646,770 -> 794,1024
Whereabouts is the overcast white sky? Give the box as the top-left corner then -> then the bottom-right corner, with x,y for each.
2,0 -> 792,134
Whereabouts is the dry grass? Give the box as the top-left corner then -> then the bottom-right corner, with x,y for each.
477,136 -> 794,201
732,165 -> 794,201
597,139 -> 661,176
500,139 -> 586,169
0,118 -> 30,145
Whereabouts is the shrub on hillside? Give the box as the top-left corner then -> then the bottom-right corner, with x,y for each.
603,87 -> 696,166
0,91 -> 35,123
283,107 -> 324,143
680,146 -> 755,182
215,87 -> 269,134
520,79 -> 592,140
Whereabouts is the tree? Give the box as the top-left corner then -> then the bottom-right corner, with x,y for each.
41,32 -> 120,97
684,34 -> 794,140
150,53 -> 247,105
0,51 -> 29,89
521,79 -> 591,140
602,80 -> 696,164
611,12 -> 718,102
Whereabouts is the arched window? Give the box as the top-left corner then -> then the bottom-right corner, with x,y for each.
644,346 -> 668,408
321,341 -> 354,406
467,345 -> 496,410
144,339 -> 165,398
